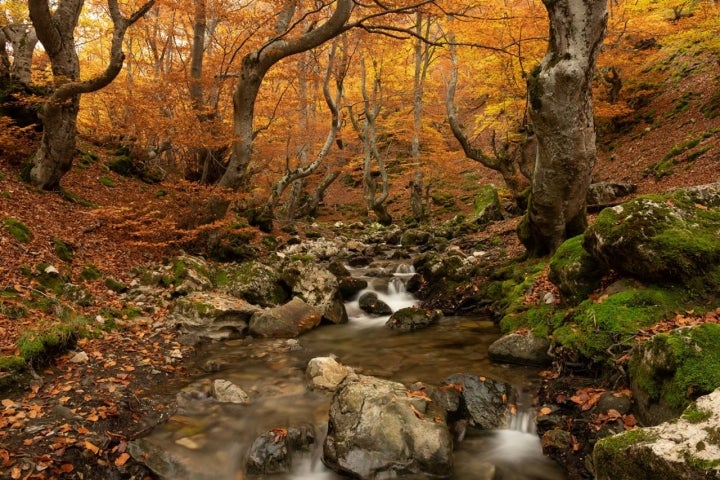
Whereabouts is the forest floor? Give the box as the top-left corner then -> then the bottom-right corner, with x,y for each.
1,49 -> 719,478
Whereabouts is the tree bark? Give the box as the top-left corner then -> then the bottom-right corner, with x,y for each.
218,0 -> 353,190
28,0 -> 155,190
518,0 -> 607,256
2,25 -> 38,85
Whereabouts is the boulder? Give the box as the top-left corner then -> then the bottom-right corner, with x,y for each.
593,388 -> 720,480
488,331 -> 552,366
358,292 -> 393,315
548,235 -> 604,303
386,306 -> 442,331
224,261 -> 290,307
629,323 -> 720,425
472,184 -> 504,224
172,255 -> 215,296
400,228 -> 432,248
249,297 -> 323,338
283,262 -> 348,324
586,181 -> 636,208
337,277 -> 368,300
306,356 -> 356,391
167,291 -> 260,340
584,183 -> 720,284
323,375 -> 453,479
440,373 -> 512,430
246,430 -> 290,474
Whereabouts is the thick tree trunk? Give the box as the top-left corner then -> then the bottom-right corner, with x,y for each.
518,0 -> 607,256
2,25 -> 38,85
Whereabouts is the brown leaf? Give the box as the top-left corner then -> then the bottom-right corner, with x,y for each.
114,453 -> 131,467
59,464 -> 74,473
84,440 -> 100,455
409,404 -> 425,420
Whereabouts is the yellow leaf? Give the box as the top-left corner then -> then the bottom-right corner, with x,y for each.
85,440 -> 100,455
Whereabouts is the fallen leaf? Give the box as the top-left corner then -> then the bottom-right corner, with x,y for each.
59,464 -> 74,473
538,406 -> 553,416
84,440 -> 100,455
114,453 -> 130,466
409,404 -> 425,420
1,399 -> 15,408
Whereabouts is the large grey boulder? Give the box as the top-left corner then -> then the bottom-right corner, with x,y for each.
488,331 -> 552,366
323,375 -> 453,479
629,323 -> 720,426
440,373 -> 512,430
593,388 -> 720,480
586,181 -> 636,208
167,291 -> 260,340
283,262 -> 348,324
249,297 -> 322,338
584,183 -> 720,283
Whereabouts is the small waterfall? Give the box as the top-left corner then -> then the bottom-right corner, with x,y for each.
508,408 -> 537,434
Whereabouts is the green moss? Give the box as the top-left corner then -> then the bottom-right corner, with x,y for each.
59,188 -> 96,208
99,175 -> 115,188
79,263 -> 102,282
108,155 -> 134,176
104,277 -> 127,293
4,218 -> 33,243
595,428 -> 657,456
631,324 -> 720,412
683,403 -> 713,423
549,235 -> 603,304
0,355 -> 27,372
17,316 -> 86,365
52,237 -> 74,263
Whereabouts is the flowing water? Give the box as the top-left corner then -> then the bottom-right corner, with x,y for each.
139,263 -> 565,480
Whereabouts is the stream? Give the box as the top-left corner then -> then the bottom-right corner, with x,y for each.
136,262 -> 566,480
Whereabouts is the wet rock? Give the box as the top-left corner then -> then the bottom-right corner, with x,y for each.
584,182 -> 720,284
306,356 -> 356,391
586,181 -> 636,208
323,375 -> 453,479
629,324 -> 720,425
211,379 -> 250,404
328,259 -> 351,278
358,292 -> 392,315
348,255 -> 372,267
488,331 -> 552,366
541,429 -> 573,455
249,297 -> 323,338
337,277 -> 368,300
440,373 -> 512,430
597,391 -> 632,415
167,291 -> 260,340
283,262 -> 348,324
593,388 -> 720,480
246,430 -> 291,474
386,306 -> 442,331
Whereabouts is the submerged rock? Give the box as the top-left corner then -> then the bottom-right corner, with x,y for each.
323,375 -> 453,479
593,388 -> 720,479
211,379 -> 250,404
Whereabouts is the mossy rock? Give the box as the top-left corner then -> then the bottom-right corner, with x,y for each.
552,283 -> 685,364
584,183 -> 720,285
548,235 -> 604,304
17,322 -> 81,366
52,237 -> 74,263
431,191 -> 456,208
471,184 -> 503,224
4,218 -> 32,243
401,229 -> 432,247
223,261 -> 290,308
79,264 -> 102,282
629,324 -> 720,425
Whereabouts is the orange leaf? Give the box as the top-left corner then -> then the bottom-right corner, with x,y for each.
115,453 -> 130,467
538,406 -> 553,417
84,440 -> 100,455
60,464 -> 74,473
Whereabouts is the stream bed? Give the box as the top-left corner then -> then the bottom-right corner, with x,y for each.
134,264 -> 566,480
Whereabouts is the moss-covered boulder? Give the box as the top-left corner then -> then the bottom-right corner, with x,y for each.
629,324 -> 720,426
472,184 -> 503,224
548,235 -> 604,304
593,388 -> 720,479
223,261 -> 290,307
584,182 -> 720,285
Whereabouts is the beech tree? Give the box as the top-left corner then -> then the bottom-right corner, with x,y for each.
518,0 -> 608,255
27,0 -> 154,190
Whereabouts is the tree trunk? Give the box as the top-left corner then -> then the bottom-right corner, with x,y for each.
28,0 -> 154,190
218,0 -> 353,190
518,0 -> 607,256
2,25 -> 38,85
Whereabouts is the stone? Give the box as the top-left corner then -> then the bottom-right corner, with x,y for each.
488,331 -> 552,366
386,306 -> 442,331
586,181 -> 636,208
584,183 -> 720,284
323,375 -> 453,479
629,323 -> 720,425
337,277 -> 368,300
249,297 -> 323,338
440,373 -> 512,430
224,261 -> 290,307
172,255 -> 214,295
283,262 -> 348,324
358,292 -> 392,315
593,388 -> 720,480
246,430 -> 291,474
548,234 -> 604,303
472,184 -> 504,224
211,379 -> 250,404
306,356 -> 355,391
167,291 -> 260,340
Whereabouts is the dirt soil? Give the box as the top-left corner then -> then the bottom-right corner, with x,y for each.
1,51 -> 719,479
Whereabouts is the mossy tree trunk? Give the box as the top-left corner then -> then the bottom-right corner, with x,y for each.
518,0 -> 607,256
